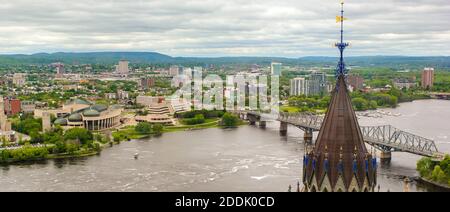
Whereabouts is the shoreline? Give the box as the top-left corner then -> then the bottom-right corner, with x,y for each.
0,150 -> 101,165
417,177 -> 450,191
0,119 -> 247,165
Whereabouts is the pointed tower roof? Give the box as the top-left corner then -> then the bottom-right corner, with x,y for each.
311,75 -> 372,189
303,1 -> 376,192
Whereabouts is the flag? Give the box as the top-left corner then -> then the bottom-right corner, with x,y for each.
336,16 -> 348,23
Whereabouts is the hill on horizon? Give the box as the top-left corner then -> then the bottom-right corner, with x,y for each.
0,52 -> 449,69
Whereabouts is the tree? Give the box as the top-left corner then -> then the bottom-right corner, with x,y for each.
135,122 -> 152,135
13,117 -> 42,135
221,113 -> 239,127
431,165 -> 447,184
352,98 -> 369,111
417,157 -> 434,178
368,100 -> 378,110
153,124 -> 164,136
64,128 -> 93,146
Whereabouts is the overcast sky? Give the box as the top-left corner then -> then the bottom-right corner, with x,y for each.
0,0 -> 449,57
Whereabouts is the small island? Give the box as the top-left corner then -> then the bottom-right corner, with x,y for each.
417,155 -> 450,190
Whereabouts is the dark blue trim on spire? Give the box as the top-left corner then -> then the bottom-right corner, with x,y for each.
335,2 -> 349,86
312,159 -> 317,171
338,161 -> 344,174
372,158 -> 378,170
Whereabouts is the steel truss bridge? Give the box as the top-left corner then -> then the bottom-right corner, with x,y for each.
240,111 -> 444,159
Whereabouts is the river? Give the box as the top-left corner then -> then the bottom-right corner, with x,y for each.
0,100 -> 449,192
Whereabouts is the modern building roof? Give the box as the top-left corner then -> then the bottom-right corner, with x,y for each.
92,104 -> 108,112
67,99 -> 91,106
54,118 -> 68,126
83,108 -> 101,117
68,113 -> 83,122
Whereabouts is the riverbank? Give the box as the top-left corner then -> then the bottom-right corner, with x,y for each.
418,177 -> 450,191
0,146 -> 101,165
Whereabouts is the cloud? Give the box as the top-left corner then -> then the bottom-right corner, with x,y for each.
0,0 -> 449,57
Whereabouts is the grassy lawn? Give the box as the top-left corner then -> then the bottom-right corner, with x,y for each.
164,120 -> 220,133
280,106 -> 300,113
112,126 -> 150,140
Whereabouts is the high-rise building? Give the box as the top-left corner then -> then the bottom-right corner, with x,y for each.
271,62 -> 282,76
169,65 -> 183,77
309,72 -> 328,95
421,68 -> 435,89
55,63 -> 65,77
303,2 -> 376,192
140,78 -> 156,89
347,74 -> 364,91
290,78 -> 309,96
12,73 -> 26,87
117,60 -> 130,75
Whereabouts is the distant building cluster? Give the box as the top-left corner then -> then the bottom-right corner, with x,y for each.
393,77 -> 417,90
290,72 -> 329,96
12,73 -> 26,87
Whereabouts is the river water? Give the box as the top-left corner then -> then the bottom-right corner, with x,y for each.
1,100 -> 449,192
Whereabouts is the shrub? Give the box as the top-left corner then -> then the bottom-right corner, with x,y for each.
135,122 -> 152,134
184,114 -> 206,125
221,113 -> 239,127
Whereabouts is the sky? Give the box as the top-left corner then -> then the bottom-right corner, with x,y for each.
0,0 -> 449,57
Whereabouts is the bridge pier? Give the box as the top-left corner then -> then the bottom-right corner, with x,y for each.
280,122 -> 288,136
379,151 -> 392,162
259,121 -> 267,129
304,129 -> 314,144
247,115 -> 257,126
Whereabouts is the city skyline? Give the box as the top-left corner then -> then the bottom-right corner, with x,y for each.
0,0 -> 449,57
